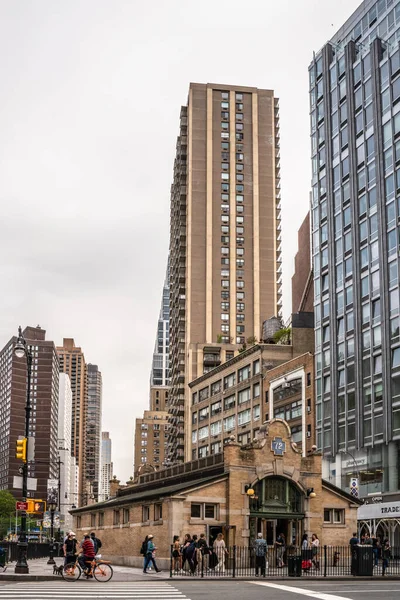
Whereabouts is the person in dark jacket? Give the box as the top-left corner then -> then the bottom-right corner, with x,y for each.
181,534 -> 192,571
186,535 -> 198,574
90,532 -> 102,554
63,532 -> 78,566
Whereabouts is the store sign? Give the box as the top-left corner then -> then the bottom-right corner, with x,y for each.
343,457 -> 367,469
358,500 -> 400,520
364,496 -> 383,505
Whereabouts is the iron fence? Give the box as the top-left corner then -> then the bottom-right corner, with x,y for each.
0,542 -> 61,562
170,544 -> 400,578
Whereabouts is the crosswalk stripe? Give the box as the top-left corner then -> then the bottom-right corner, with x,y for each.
0,582 -> 190,599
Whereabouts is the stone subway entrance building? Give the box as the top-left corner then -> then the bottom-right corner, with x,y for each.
72,420 -> 360,567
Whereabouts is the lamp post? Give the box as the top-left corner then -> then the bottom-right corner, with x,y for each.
14,326 -> 32,574
47,502 -> 57,565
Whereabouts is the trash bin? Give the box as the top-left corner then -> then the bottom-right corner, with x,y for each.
355,545 -> 374,576
0,548 -> 6,568
288,555 -> 302,577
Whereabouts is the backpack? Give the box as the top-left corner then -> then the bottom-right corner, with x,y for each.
91,537 -> 101,553
140,540 -> 147,555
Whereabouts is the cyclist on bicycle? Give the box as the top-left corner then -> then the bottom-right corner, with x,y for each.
78,533 -> 96,576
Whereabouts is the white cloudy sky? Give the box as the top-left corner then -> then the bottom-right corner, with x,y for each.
0,0 -> 361,481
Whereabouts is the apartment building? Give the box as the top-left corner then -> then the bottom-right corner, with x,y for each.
134,387 -> 169,476
0,326 -> 59,499
168,83 -> 281,463
57,338 -> 87,501
100,432 -> 113,501
189,324 -> 314,460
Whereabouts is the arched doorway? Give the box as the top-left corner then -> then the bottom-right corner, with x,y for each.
249,476 -> 305,546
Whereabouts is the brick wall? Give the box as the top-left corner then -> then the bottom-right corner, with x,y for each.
73,420 -> 359,567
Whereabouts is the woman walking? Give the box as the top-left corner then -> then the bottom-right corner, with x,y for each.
311,534 -> 320,570
172,536 -> 182,573
143,534 -> 162,574
213,533 -> 228,573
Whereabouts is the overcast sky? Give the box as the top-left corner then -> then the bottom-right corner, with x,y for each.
0,0 -> 361,482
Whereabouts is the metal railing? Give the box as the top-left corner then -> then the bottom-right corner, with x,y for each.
170,545 -> 399,578
0,542 -> 62,562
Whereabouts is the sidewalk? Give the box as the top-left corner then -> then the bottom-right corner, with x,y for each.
1,558 -> 399,582
0,558 -> 167,582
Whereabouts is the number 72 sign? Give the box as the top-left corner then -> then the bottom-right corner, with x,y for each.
271,437 -> 286,456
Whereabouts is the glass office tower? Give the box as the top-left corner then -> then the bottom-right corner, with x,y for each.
310,0 -> 400,498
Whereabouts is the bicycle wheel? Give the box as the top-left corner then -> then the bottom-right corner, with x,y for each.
62,562 -> 82,581
94,563 -> 113,582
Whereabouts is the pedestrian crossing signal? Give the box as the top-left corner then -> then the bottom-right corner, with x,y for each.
27,500 -> 46,514
15,438 -> 27,462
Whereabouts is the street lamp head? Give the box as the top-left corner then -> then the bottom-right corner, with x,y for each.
14,343 -> 25,359
49,502 -> 57,512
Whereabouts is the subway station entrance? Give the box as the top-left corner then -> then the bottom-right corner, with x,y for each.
249,476 -> 305,545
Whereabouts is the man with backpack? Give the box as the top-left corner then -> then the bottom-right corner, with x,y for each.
90,531 -> 102,554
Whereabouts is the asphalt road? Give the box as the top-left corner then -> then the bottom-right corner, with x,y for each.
0,579 -> 399,600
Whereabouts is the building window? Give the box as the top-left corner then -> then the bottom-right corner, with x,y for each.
191,503 -> 218,519
324,508 -> 345,524
154,503 -> 162,521
211,380 -> 222,395
253,382 -> 260,398
211,400 -> 222,415
224,394 -> 235,410
238,408 -> 251,425
198,445 -> 209,458
210,420 -> 222,435
199,387 -> 210,401
238,365 -> 251,382
90,514 -> 96,528
76,516 -> 81,529
224,373 -> 235,389
224,415 -> 235,431
98,512 -> 104,527
142,506 -> 150,522
199,407 -> 209,421
238,387 -> 251,404
113,510 -> 120,525
198,425 -> 209,440
123,508 -> 130,524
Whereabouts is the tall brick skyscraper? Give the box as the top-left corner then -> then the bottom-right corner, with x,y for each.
57,338 -> 87,501
168,83 -> 281,462
0,326 -> 59,499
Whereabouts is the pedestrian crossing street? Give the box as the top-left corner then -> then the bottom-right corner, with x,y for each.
0,582 -> 191,599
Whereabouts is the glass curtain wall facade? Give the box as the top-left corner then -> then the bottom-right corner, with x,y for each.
310,0 -> 400,497
150,260 -> 170,388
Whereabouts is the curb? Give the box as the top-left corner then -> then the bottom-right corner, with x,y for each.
0,575 -> 57,582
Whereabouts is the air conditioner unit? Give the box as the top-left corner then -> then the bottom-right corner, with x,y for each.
283,382 -> 291,389
307,431 -> 311,438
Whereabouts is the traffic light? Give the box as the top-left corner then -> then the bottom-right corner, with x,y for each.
27,500 -> 46,514
15,438 -> 27,462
